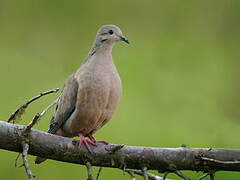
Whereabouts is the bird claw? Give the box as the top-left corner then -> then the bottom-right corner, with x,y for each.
72,133 -> 109,152
87,135 -> 109,145
96,140 -> 109,145
76,139 -> 95,152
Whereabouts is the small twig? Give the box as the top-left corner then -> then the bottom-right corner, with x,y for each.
142,167 -> 149,180
86,162 -> 94,180
22,142 -> 35,180
174,170 -> 191,180
8,88 -> 59,123
163,171 -> 169,180
96,167 -> 103,180
26,98 -> 58,132
197,173 -> 209,180
105,144 -> 125,154
125,169 -> 173,180
163,172 -> 169,180
126,169 -> 136,180
209,172 -> 215,180
25,113 -> 41,133
15,153 -> 21,167
201,157 -> 240,164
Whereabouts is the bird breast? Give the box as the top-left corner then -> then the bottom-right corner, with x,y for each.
64,58 -> 122,136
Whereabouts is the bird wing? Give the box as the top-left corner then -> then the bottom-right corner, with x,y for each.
48,74 -> 78,134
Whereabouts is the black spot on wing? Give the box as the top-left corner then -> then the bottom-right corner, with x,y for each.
48,122 -> 60,133
48,106 -> 76,134
101,39 -> 107,43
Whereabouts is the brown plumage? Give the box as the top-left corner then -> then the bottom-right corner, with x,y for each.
35,24 -> 129,164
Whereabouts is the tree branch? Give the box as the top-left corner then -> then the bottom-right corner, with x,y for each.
0,121 -> 240,173
21,142 -> 35,180
7,88 -> 59,123
96,167 -> 103,180
85,162 -> 94,180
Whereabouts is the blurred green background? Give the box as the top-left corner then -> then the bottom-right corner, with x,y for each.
0,0 -> 240,179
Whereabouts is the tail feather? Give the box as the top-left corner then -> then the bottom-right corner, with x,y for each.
35,157 -> 47,164
35,117 -> 55,164
35,119 -> 65,164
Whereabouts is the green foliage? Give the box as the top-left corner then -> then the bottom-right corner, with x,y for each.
0,0 -> 240,179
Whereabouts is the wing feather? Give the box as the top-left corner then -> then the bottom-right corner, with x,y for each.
48,74 -> 78,134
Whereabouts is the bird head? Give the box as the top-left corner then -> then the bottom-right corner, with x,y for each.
96,24 -> 129,45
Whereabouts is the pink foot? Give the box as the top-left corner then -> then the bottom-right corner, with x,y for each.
88,135 -> 109,145
75,133 -> 96,152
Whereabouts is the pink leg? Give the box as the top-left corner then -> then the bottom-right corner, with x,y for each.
76,133 -> 96,152
88,135 -> 97,143
88,134 -> 109,145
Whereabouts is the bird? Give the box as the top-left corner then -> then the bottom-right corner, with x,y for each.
35,24 -> 129,164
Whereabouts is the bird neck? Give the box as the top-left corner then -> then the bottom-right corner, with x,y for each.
87,40 -> 113,58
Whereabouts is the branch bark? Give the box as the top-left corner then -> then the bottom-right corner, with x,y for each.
0,121 -> 240,173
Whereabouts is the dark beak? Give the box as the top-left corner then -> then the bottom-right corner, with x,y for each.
119,36 -> 130,44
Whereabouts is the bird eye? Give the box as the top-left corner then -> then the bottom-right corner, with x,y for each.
108,30 -> 114,35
